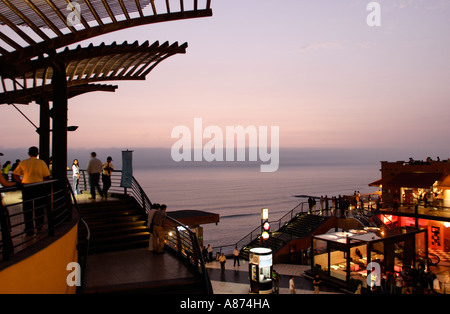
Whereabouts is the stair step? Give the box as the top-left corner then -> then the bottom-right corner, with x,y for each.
89,225 -> 149,237
83,215 -> 146,225
90,231 -> 150,245
90,220 -> 147,233
239,214 -> 330,259
81,211 -> 145,222
88,239 -> 150,254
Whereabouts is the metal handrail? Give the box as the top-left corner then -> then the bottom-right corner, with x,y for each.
69,169 -> 212,293
213,201 -> 310,256
65,177 -> 90,293
0,179 -> 75,262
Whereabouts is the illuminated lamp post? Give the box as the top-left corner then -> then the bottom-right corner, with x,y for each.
261,208 -> 270,242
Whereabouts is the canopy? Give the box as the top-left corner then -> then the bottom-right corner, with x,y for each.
387,172 -> 444,189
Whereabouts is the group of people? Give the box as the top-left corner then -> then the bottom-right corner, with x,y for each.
386,265 -> 442,295
146,203 -> 168,254
1,159 -> 20,181
75,152 -> 114,199
307,195 -> 352,217
1,147 -> 119,236
202,244 -> 214,264
0,147 -> 51,236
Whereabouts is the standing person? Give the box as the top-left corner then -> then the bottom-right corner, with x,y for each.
10,159 -> 20,182
313,274 -> 321,294
102,156 -> 114,198
219,253 -> 227,271
308,197 -> 313,214
2,161 -> 11,180
147,203 -> 160,251
152,204 -> 167,254
320,196 -> 324,211
272,270 -> 281,294
0,154 -> 15,189
202,246 -> 208,263
0,153 -> 16,240
393,196 -> 399,212
207,244 -> 213,263
72,159 -> 80,195
13,147 -> 51,236
233,246 -> 240,267
395,273 -> 404,294
86,152 -> 103,200
289,276 -> 296,294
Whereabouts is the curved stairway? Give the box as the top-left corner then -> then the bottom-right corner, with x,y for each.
239,214 -> 333,262
77,197 -> 150,254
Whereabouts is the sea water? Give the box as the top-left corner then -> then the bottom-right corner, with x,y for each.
133,163 -> 380,248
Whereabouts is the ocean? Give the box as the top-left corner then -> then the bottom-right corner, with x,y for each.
132,163 -> 380,248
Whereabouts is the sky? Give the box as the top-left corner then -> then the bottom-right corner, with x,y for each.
1,0 -> 450,163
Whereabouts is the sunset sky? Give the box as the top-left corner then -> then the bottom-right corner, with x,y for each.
1,0 -> 450,160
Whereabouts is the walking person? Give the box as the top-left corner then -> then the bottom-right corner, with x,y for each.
72,159 -> 80,195
219,253 -> 227,271
13,147 -> 51,236
233,246 -> 240,267
272,270 -> 281,294
147,203 -> 160,251
313,274 -> 321,294
152,204 -> 167,253
289,276 -> 296,294
86,152 -> 103,199
102,156 -> 114,198
207,244 -> 213,263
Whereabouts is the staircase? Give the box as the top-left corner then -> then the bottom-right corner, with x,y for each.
239,214 -> 330,261
239,235 -> 286,261
78,196 -> 150,254
278,214 -> 328,238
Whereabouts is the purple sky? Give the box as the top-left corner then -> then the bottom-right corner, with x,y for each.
1,0 -> 450,158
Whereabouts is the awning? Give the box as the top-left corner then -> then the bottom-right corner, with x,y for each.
436,175 -> 450,188
387,172 -> 444,189
368,178 -> 382,187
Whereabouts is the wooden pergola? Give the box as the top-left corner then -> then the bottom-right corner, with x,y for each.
0,0 -> 212,179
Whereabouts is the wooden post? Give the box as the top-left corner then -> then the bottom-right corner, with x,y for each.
51,61 -> 68,182
38,98 -> 50,166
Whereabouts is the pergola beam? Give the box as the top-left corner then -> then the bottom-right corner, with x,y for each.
0,9 -> 211,64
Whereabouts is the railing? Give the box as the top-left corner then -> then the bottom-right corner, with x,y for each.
65,178 -> 90,293
69,169 -> 212,294
126,173 -> 212,294
213,201 -> 311,256
164,217 -> 213,294
213,198 -> 389,256
0,179 -> 74,262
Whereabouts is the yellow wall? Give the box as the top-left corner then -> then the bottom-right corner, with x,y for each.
0,223 -> 79,294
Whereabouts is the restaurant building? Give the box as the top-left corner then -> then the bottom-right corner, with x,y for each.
375,159 -> 450,252
311,227 -> 428,290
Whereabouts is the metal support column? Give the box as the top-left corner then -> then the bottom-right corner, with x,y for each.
38,98 -> 50,166
51,61 -> 68,181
